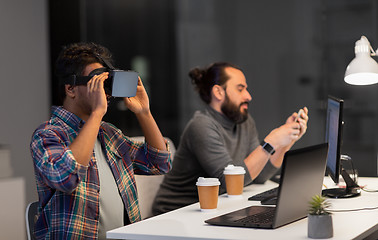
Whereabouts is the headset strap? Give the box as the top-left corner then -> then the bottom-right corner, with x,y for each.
60,67 -> 109,86
59,52 -> 114,86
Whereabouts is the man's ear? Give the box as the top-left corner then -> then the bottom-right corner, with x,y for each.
211,85 -> 225,101
65,85 -> 76,98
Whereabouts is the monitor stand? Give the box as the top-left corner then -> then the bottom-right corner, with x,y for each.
322,168 -> 361,198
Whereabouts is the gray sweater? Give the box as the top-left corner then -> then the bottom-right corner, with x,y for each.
152,106 -> 278,215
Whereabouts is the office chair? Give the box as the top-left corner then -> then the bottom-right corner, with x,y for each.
131,136 -> 176,219
25,201 -> 38,240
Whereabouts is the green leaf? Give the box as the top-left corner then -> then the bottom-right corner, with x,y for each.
308,195 -> 331,215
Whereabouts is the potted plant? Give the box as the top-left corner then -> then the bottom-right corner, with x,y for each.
308,195 -> 333,239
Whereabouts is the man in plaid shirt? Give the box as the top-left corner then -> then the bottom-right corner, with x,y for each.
30,42 -> 172,239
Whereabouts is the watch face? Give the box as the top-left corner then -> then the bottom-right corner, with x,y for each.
261,141 -> 275,155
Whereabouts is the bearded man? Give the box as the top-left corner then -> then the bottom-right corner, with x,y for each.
152,62 -> 308,215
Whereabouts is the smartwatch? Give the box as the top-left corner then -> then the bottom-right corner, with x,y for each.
260,140 -> 275,155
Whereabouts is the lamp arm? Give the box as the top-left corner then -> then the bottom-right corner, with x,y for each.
372,47 -> 378,56
370,45 -> 377,56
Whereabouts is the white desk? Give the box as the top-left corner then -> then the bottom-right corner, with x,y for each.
107,177 -> 378,240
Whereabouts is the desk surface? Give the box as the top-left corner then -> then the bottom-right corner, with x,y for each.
107,177 -> 378,240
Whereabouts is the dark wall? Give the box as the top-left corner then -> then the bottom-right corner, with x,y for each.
49,0 -> 179,143
49,0 -> 378,177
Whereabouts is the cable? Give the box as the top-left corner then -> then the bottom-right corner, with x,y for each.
329,206 -> 378,213
341,155 -> 378,192
349,157 -> 358,183
361,186 -> 378,193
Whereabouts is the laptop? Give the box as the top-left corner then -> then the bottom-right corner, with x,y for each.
205,143 -> 328,229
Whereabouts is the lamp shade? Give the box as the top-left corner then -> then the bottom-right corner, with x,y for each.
344,36 -> 378,85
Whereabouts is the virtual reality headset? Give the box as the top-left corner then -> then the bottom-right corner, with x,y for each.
60,54 -> 139,98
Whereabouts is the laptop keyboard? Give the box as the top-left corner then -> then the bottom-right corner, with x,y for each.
234,207 -> 275,224
248,187 -> 279,201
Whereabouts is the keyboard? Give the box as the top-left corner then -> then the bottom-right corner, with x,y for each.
234,207 -> 275,224
248,187 -> 278,201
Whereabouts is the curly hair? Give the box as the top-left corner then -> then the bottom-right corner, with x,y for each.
55,42 -> 114,105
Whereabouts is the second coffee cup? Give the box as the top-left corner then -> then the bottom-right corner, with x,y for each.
223,164 -> 246,198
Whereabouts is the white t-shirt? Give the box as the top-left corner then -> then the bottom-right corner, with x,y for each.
95,139 -> 124,240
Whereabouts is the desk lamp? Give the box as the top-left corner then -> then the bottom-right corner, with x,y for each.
344,36 -> 378,85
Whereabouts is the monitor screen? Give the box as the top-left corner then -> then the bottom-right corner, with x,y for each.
323,96 -> 360,198
325,96 -> 343,184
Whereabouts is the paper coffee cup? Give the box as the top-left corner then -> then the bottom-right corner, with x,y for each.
223,165 -> 246,198
196,177 -> 220,212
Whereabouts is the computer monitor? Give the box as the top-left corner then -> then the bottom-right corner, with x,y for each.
322,96 -> 360,198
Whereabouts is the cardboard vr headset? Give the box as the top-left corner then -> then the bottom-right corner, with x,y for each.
61,55 -> 139,98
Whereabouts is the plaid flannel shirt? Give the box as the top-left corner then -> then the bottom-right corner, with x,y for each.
30,106 -> 171,239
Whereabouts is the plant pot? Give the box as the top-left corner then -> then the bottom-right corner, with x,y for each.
308,214 -> 333,239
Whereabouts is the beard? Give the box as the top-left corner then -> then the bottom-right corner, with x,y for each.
221,94 -> 249,124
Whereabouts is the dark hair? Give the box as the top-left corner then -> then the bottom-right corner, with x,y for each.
55,42 -> 114,105
189,62 -> 241,104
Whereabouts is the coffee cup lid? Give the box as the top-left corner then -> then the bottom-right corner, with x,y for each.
223,164 -> 246,175
196,177 -> 220,186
